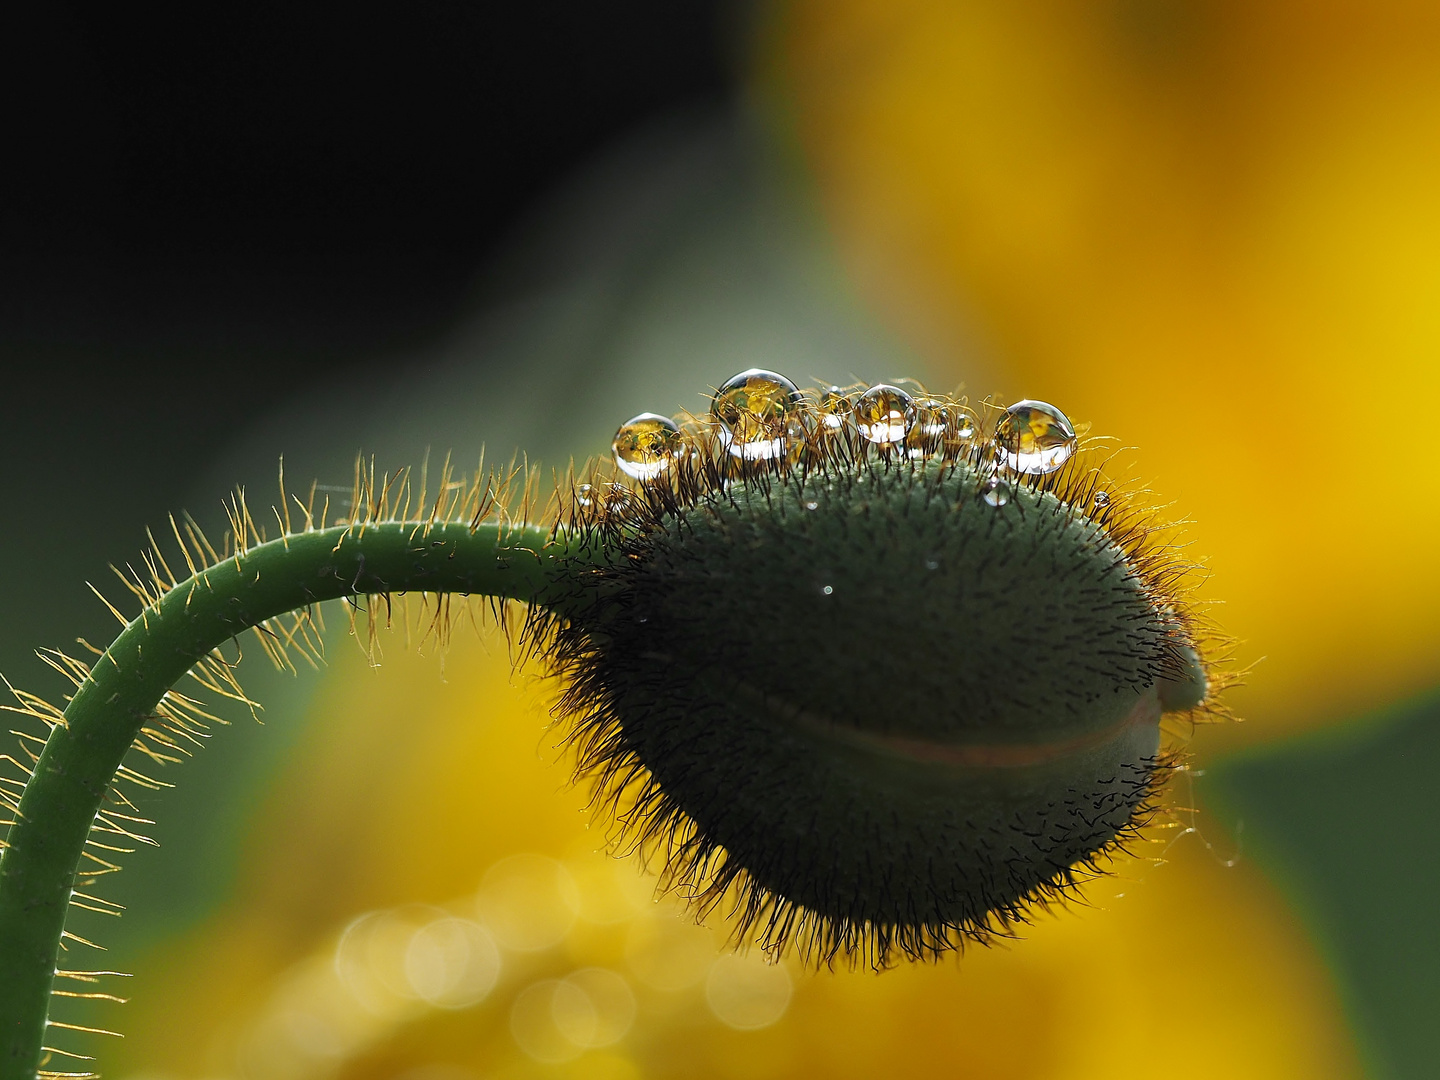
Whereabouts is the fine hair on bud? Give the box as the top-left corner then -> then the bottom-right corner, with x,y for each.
532,375 -> 1223,968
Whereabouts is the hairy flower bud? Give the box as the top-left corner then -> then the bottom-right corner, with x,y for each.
539,375 -> 1213,966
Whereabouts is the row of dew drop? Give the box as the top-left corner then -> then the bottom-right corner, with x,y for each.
610,369 -> 1078,508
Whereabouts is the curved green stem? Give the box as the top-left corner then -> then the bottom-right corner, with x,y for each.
0,519 -> 589,1079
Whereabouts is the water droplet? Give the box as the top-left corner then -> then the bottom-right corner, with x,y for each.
906,398 -> 949,458
575,484 -> 595,508
612,413 -> 686,480
711,369 -> 803,460
817,386 -> 852,431
821,584 -> 834,596
602,483 -> 635,514
982,476 -> 1011,507
939,406 -> 979,459
924,558 -> 940,571
804,500 -> 819,511
1092,490 -> 1111,509
993,399 -> 1076,475
782,415 -> 813,464
854,384 -> 915,445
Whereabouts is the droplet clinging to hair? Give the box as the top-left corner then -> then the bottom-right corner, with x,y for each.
905,398 -> 949,459
711,369 -> 804,461
993,399 -> 1077,475
854,384 -> 915,445
817,386 -> 852,431
612,413 -> 686,480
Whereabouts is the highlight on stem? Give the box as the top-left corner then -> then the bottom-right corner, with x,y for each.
0,370 -> 1226,1078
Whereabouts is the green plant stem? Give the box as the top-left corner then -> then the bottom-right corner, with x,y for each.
0,519 -> 585,1080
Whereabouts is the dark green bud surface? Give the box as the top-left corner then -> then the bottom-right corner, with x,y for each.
549,453 -> 1201,965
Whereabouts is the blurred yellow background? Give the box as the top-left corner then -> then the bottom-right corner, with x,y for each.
108,630 -> 1359,1080
764,0 -> 1440,744
32,2 -> 1440,1078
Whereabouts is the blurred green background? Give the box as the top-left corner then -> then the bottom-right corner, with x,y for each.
4,3 -> 1438,1078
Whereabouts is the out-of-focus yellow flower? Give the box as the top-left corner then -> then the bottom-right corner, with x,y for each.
110,631 -> 1360,1080
87,5 -> 1427,1076
762,0 -> 1440,745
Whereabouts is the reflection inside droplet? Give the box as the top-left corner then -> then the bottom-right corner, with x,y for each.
711,369 -> 802,460
993,399 -> 1076,474
906,398 -> 948,458
854,384 -> 915,445
602,483 -> 635,516
817,386 -> 852,431
612,413 -> 686,480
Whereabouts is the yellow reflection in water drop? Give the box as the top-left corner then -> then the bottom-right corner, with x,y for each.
994,399 -> 1077,475
612,412 -> 686,481
854,383 -> 916,445
711,368 -> 804,459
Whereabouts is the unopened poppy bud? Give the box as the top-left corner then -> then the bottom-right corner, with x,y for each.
537,372 -> 1215,966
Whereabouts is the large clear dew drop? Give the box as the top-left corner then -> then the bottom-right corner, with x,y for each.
711,369 -> 803,461
612,413 -> 686,480
854,384 -> 915,446
993,399 -> 1077,475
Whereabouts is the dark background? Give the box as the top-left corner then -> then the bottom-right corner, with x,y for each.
0,2 -> 735,690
